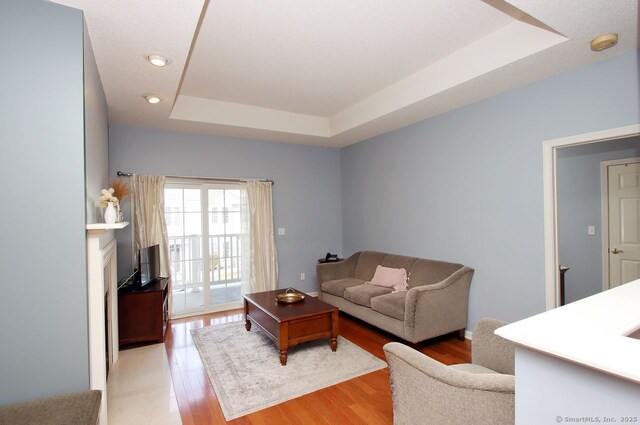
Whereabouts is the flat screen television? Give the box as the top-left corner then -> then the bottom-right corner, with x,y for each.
138,244 -> 160,287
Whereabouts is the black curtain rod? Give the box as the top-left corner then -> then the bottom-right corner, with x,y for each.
116,171 -> 274,185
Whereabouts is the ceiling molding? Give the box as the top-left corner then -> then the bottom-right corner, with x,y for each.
171,96 -> 330,137
329,20 -> 567,137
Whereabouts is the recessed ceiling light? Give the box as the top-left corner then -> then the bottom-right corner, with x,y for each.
144,94 -> 161,104
591,33 -> 618,52
146,54 -> 169,67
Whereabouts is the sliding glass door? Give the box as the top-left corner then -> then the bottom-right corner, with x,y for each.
165,185 -> 203,315
208,187 -> 244,308
165,182 -> 247,317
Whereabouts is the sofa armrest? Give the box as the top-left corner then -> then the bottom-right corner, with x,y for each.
0,390 -> 102,425
383,342 -> 514,425
316,252 -> 360,284
403,266 -> 474,342
472,318 -> 514,375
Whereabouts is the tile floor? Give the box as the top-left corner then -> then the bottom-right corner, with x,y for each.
107,344 -> 181,425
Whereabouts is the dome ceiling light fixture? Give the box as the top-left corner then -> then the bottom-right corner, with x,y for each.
590,33 -> 618,52
146,54 -> 169,67
144,94 -> 162,104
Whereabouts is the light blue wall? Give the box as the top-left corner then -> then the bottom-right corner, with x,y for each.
0,0 -> 89,403
108,125 -> 342,293
84,21 -> 109,223
557,137 -> 640,304
341,50 -> 640,328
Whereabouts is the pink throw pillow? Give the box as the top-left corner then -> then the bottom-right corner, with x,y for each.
369,265 -> 408,292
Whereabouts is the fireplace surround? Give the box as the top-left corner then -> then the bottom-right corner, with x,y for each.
86,222 -> 128,424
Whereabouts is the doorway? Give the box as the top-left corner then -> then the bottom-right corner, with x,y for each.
164,181 -> 248,317
543,124 -> 640,310
556,143 -> 640,304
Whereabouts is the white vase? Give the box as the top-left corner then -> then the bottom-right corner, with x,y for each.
104,202 -> 117,224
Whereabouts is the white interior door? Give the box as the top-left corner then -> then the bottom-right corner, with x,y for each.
608,162 -> 640,288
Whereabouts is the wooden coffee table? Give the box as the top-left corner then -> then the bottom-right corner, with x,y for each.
243,289 -> 339,365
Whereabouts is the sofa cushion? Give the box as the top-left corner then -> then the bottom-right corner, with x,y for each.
344,284 -> 393,308
321,278 -> 365,298
408,259 -> 464,288
370,291 -> 407,321
354,251 -> 387,281
449,363 -> 500,374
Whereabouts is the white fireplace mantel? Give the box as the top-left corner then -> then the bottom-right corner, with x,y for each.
86,221 -> 129,232
86,222 -> 128,424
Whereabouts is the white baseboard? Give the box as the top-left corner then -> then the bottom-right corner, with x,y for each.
307,291 -> 319,297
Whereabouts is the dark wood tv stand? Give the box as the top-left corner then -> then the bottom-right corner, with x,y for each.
118,277 -> 169,347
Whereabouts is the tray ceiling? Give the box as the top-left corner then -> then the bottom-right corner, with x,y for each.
50,0 -> 639,147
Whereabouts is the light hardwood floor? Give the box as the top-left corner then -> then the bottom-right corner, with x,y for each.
165,309 -> 471,425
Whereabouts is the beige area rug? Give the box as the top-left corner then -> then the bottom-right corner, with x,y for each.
190,322 -> 387,421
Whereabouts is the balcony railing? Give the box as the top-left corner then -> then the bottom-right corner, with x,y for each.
168,234 -> 243,294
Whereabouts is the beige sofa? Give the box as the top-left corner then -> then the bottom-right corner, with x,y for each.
317,251 -> 474,343
383,318 -> 515,425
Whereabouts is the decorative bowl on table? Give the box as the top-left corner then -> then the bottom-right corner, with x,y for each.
275,288 -> 305,304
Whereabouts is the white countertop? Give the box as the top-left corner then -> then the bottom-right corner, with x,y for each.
495,279 -> 640,383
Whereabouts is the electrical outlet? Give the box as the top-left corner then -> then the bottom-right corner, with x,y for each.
588,225 -> 596,235
278,227 -> 285,236
300,273 -> 305,280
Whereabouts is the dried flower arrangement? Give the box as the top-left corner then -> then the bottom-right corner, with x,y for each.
110,177 -> 130,204
98,178 -> 130,210
99,188 -> 118,208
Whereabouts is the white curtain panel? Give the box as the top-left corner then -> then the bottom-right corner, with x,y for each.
246,180 -> 278,293
131,174 -> 172,312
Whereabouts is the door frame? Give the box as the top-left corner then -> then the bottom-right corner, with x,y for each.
600,157 -> 640,291
542,124 -> 640,310
164,179 -> 246,318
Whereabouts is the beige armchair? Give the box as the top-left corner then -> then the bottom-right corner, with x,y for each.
383,318 -> 515,425
0,390 -> 101,425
